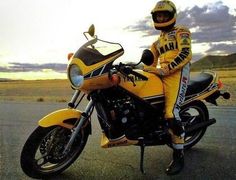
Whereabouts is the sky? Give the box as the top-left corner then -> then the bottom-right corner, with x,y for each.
0,0 -> 236,80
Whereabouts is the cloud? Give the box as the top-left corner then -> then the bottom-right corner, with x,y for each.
124,16 -> 155,36
0,63 -> 67,73
206,42 -> 236,54
178,2 -> 236,43
124,1 -> 236,57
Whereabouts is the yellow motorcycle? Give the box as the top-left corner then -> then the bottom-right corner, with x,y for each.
20,25 -> 230,178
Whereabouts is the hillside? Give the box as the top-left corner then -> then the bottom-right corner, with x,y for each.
191,53 -> 236,71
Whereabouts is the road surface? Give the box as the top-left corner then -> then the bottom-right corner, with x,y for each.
0,101 -> 236,179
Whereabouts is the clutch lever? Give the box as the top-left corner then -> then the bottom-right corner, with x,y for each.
114,63 -> 136,86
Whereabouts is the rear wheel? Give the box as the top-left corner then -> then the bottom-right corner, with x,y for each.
180,100 -> 209,150
20,124 -> 89,178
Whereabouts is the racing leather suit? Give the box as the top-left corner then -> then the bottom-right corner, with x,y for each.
150,25 -> 192,149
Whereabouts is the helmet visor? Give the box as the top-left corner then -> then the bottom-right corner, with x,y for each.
152,11 -> 173,23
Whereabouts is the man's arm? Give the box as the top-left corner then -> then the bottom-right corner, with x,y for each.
166,27 -> 192,74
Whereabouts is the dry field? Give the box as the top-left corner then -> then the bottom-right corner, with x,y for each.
0,70 -> 235,106
211,70 -> 236,106
0,79 -> 74,103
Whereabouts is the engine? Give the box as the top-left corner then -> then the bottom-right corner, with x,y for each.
108,97 -> 143,138
94,88 -> 145,139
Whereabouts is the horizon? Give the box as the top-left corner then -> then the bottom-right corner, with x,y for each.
1,52 -> 236,81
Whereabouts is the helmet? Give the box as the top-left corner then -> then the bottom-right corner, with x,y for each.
151,0 -> 177,30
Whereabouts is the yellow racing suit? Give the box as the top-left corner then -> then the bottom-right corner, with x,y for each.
150,25 -> 192,149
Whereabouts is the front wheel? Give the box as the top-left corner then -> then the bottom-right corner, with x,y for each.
180,100 -> 209,150
20,125 -> 89,179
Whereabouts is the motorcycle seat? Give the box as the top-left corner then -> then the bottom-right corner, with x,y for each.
186,72 -> 213,97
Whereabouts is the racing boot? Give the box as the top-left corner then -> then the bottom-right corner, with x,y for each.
165,149 -> 184,175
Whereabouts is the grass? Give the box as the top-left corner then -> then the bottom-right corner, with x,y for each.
0,70 -> 235,106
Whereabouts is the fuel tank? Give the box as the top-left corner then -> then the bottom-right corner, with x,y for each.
119,69 -> 164,101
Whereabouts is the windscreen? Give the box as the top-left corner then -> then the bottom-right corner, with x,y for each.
74,39 -> 123,66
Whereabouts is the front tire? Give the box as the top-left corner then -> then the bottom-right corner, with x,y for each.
20,125 -> 89,178
180,100 -> 209,150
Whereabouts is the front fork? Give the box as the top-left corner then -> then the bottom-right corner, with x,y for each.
63,90 -> 94,154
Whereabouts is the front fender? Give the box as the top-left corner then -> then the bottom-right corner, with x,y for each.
38,108 -> 82,129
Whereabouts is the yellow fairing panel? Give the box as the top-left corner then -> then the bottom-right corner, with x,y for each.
80,74 -> 113,93
119,70 -> 164,98
38,108 -> 82,129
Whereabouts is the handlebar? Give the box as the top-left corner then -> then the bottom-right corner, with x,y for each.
112,63 -> 148,86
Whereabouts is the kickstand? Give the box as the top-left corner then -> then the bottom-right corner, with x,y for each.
140,143 -> 146,174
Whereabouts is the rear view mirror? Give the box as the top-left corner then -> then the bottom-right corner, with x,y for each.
140,49 -> 154,66
88,24 -> 95,37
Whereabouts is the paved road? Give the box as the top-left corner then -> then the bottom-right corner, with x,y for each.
0,101 -> 236,180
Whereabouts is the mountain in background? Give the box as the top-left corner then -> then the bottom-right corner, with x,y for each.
191,53 -> 236,71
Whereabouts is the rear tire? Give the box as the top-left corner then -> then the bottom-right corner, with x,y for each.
20,125 -> 89,178
180,100 -> 209,150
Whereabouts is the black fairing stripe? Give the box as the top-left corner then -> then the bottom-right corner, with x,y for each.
92,68 -> 102,76
84,62 -> 113,79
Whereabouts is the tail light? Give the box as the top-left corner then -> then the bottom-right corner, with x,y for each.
217,79 -> 223,89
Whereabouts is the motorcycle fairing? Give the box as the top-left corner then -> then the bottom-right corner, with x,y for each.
38,108 -> 82,129
69,52 -> 123,93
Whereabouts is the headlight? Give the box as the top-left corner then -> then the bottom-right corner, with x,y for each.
68,64 -> 84,88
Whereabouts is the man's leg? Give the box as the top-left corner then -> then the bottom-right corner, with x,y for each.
162,63 -> 190,175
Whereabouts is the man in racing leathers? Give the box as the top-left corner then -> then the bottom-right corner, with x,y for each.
144,0 -> 192,175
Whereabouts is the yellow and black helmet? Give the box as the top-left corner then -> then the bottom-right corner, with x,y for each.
151,0 -> 177,30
